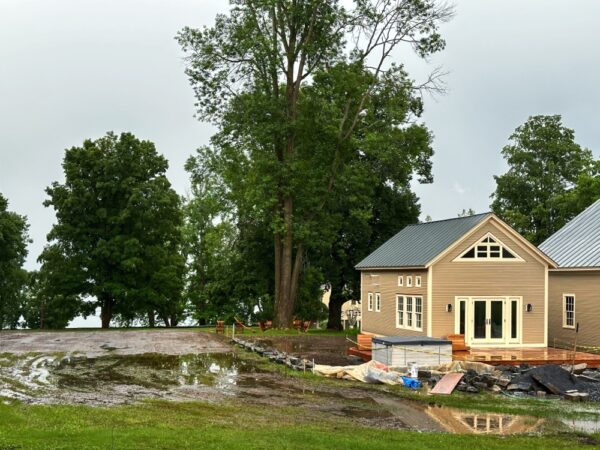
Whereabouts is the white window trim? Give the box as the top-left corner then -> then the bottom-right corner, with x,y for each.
453,232 -> 525,262
367,292 -> 373,311
562,293 -> 576,329
375,293 -> 381,312
398,275 -> 403,287
406,276 -> 413,287
395,294 -> 423,331
396,295 -> 404,328
415,276 -> 422,287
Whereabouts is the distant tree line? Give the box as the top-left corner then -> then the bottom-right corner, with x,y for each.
0,2 -> 598,330
1,114 -> 598,330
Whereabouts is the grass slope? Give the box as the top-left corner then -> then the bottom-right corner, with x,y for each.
0,400 -> 594,450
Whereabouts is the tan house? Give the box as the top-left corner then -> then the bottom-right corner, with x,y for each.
540,199 -> 600,348
356,213 -> 557,348
321,290 -> 361,329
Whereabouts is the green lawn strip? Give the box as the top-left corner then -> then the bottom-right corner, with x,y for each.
0,400 -> 593,450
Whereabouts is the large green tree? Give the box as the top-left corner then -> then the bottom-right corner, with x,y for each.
178,0 -> 451,327
42,132 -> 185,328
20,268 -> 88,329
491,115 -> 597,245
0,193 -> 29,329
322,184 -> 422,330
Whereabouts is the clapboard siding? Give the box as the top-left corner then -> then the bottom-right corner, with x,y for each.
431,219 -> 546,345
361,270 -> 428,336
548,271 -> 600,347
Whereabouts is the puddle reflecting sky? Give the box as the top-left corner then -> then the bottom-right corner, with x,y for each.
0,352 -> 260,403
426,405 -> 600,435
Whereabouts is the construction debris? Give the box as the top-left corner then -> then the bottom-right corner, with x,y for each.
233,337 -> 600,401
430,372 -> 463,395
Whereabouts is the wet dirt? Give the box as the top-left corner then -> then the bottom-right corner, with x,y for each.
2,331 -> 598,434
245,335 -> 358,366
0,330 -> 231,357
0,349 -> 445,431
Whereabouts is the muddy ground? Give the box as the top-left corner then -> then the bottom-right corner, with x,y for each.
0,330 -> 597,434
0,330 -> 231,356
0,333 -> 442,432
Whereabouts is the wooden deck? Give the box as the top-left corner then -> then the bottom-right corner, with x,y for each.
453,347 -> 600,368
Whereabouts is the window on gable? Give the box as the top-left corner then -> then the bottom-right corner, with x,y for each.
502,248 -> 516,258
458,233 -> 520,261
462,248 -> 476,258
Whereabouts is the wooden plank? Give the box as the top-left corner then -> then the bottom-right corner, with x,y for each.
430,372 -> 464,395
347,347 -> 372,362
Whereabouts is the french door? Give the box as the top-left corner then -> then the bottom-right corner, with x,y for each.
456,297 -> 521,345
472,299 -> 505,343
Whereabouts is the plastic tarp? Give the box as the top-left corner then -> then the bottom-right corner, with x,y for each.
432,361 -> 495,375
313,361 -> 409,385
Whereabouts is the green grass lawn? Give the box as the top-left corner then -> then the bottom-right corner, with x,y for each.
0,399 -> 596,450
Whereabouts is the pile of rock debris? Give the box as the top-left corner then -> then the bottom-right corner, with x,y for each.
232,337 -> 317,371
421,363 -> 600,401
234,337 -> 600,401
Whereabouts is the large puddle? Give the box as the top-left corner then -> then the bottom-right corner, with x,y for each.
425,405 -> 600,435
1,352 -> 599,434
0,352 -> 256,406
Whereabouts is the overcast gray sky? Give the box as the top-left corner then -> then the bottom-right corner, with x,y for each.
1,0 -> 600,276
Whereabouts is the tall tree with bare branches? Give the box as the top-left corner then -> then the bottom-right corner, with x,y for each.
178,0 -> 453,327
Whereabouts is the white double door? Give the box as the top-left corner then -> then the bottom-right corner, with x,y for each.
459,297 -> 521,345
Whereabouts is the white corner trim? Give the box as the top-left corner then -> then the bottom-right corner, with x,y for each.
427,266 -> 433,337
544,267 -> 548,346
360,271 -> 364,333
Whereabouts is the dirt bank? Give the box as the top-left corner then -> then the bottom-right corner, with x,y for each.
0,330 -> 231,357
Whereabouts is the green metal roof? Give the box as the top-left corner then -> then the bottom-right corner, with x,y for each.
355,213 -> 491,269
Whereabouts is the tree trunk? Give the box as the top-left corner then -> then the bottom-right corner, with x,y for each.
100,295 -> 113,329
289,244 -> 304,308
148,311 -> 155,328
274,195 -> 295,328
327,293 -> 346,331
170,315 -> 179,327
274,233 -> 282,315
